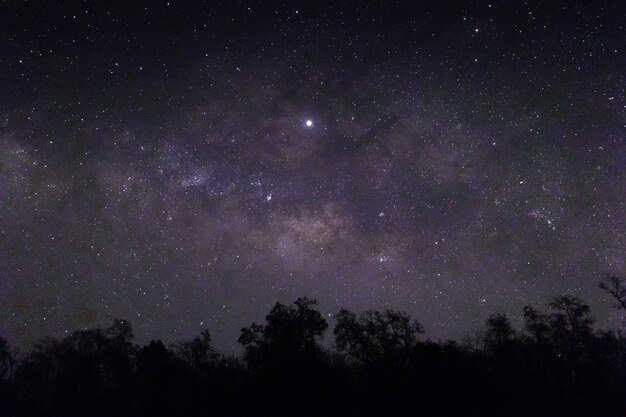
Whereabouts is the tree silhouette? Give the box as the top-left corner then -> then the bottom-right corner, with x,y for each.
239,297 -> 328,370
135,340 -> 184,417
484,313 -> 515,350
106,318 -> 133,342
175,329 -> 218,372
334,308 -> 423,366
523,305 -> 551,343
237,297 -> 330,416
9,320 -> 139,416
549,295 -> 594,352
1,296 -> 625,417
600,275 -> 626,313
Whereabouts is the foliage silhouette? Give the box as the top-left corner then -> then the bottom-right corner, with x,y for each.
484,313 -> 515,350
600,275 -> 626,312
0,290 -> 625,417
174,329 -> 218,372
239,297 -> 328,371
334,308 -> 423,366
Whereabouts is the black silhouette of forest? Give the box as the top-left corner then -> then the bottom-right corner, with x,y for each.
1,276 -> 625,417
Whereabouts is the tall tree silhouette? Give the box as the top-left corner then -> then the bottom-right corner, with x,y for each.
523,305 -> 551,343
334,308 -> 423,366
600,275 -> 626,313
549,295 -> 594,353
484,313 -> 515,351
175,329 -> 218,373
237,297 -> 330,416
136,340 -> 185,417
239,297 -> 328,369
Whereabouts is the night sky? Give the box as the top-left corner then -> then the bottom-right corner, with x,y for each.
1,1 -> 624,353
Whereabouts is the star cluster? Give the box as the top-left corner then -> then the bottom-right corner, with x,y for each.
1,1 -> 624,352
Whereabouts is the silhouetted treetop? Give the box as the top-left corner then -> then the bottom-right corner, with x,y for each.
523,305 -> 551,343
549,295 -> 594,335
334,308 -> 423,366
264,297 -> 328,349
106,319 -> 133,343
600,275 -> 626,313
175,329 -> 218,371
484,313 -> 515,350
239,297 -> 328,368
2,293 -> 626,417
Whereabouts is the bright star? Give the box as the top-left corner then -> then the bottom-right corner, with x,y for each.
305,119 -> 313,127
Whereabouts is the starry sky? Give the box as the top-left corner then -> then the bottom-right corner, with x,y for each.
1,1 -> 624,353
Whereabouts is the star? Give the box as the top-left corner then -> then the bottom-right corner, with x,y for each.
305,119 -> 313,127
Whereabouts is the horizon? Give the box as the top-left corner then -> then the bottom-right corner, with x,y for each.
3,289 -> 623,355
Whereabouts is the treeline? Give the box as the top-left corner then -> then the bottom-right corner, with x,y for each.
0,276 -> 625,417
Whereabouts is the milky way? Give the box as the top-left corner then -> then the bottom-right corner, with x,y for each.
1,1 -> 624,352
